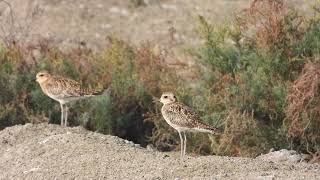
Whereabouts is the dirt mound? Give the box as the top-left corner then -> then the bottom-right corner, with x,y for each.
0,124 -> 319,179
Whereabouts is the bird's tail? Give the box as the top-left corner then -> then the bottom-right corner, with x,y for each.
194,121 -> 221,135
81,86 -> 111,96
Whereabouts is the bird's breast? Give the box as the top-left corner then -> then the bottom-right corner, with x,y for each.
161,105 -> 180,129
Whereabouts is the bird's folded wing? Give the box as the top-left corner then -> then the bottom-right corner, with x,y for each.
165,102 -> 202,128
165,103 -> 219,132
46,77 -> 81,98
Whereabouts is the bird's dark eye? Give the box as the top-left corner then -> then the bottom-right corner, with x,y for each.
173,96 -> 176,99
164,96 -> 168,98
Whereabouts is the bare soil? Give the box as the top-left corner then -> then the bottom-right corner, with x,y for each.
0,123 -> 319,179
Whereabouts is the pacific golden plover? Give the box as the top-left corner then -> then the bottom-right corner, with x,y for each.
159,92 -> 219,158
35,71 -> 103,126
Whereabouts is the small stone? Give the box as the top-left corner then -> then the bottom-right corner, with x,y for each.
163,154 -> 169,158
134,144 -> 141,148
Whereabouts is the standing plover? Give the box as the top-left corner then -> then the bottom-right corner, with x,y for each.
35,71 -> 103,126
159,92 -> 219,158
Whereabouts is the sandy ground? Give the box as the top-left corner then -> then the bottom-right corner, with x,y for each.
0,123 -> 319,180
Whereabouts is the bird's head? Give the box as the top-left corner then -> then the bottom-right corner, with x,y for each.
36,71 -> 51,84
160,92 -> 177,105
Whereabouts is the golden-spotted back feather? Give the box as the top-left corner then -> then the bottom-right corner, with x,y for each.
37,73 -> 103,104
161,102 -> 219,134
36,71 -> 104,127
159,92 -> 219,157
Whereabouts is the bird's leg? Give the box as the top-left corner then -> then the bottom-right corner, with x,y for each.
60,103 -> 64,126
183,132 -> 187,157
64,105 -> 68,126
178,131 -> 184,159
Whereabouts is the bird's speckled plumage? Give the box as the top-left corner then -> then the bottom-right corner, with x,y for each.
161,102 -> 218,133
36,71 -> 103,126
37,71 -> 102,104
160,92 -> 218,134
160,92 -> 219,158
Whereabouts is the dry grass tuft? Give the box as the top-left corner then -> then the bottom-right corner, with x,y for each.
216,108 -> 269,157
285,62 -> 320,152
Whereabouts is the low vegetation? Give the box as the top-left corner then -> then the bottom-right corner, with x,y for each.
0,0 -> 319,159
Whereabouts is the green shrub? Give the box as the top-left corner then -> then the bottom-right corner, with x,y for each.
187,0 -> 320,156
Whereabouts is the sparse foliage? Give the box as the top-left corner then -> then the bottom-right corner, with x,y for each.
0,0 -> 43,46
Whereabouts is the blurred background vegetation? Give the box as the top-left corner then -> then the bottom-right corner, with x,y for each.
0,0 -> 320,159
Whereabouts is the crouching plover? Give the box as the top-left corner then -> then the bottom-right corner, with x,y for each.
159,92 -> 219,158
35,71 -> 104,126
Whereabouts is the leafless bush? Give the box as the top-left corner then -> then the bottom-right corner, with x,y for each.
0,0 -> 43,46
236,0 -> 303,56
